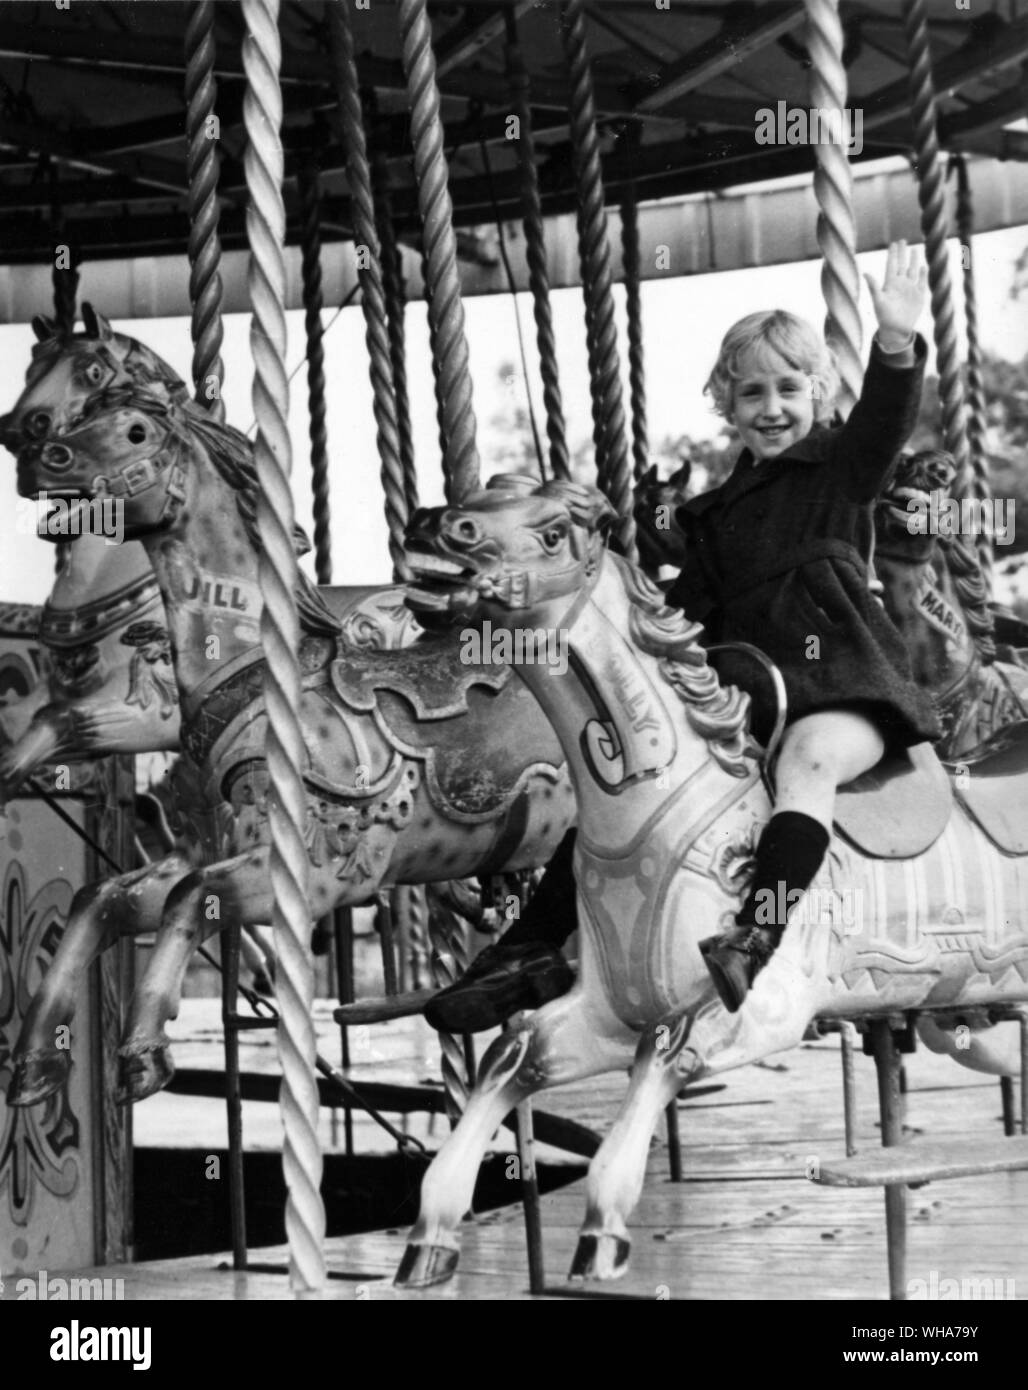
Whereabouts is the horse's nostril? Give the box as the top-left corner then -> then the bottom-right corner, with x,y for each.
128,423 -> 147,445
456,519 -> 478,540
26,410 -> 52,440
41,442 -> 73,469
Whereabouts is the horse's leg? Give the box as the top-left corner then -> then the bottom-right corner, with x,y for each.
397,987 -> 635,1289
918,1015 -> 1022,1078
117,847 -> 274,1102
7,852 -> 194,1106
572,1012 -> 698,1281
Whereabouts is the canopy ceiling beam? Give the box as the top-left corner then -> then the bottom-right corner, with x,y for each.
0,16 -> 651,121
434,0 -> 534,76
635,1 -> 808,113
0,114 -> 190,196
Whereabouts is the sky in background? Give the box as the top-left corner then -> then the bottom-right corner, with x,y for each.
1,222 -> 1026,605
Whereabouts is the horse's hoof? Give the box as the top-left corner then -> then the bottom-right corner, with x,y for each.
6,1050 -> 70,1106
115,1042 -> 174,1104
394,1243 -> 459,1288
567,1234 -> 631,1282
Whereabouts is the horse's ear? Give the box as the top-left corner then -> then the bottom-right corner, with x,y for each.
31,314 -> 58,342
81,303 -> 113,341
669,460 -> 692,491
643,463 -> 658,484
292,523 -> 312,557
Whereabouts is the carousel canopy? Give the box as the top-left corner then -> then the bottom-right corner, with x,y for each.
0,0 -> 1026,309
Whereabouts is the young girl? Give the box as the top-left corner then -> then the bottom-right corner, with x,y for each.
669,239 -> 942,1011
425,241 -> 942,1034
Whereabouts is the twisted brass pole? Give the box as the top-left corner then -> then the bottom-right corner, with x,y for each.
298,158 -> 332,585
560,0 -> 635,558
373,142 -> 419,516
48,161 -> 78,340
328,0 -> 410,579
504,15 -> 570,481
398,0 -> 480,501
953,155 -> 993,594
241,0 -> 325,1296
619,128 -> 648,482
805,0 -> 862,417
184,0 -> 226,422
901,0 -> 970,483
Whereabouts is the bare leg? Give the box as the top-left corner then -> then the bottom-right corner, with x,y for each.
775,709 -> 886,830
8,852 -> 194,1106
397,986 -> 636,1288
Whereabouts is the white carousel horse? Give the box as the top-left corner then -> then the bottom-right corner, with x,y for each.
393,473 -> 1028,1286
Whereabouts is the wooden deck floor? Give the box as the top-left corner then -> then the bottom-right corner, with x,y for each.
16,1008 -> 1028,1302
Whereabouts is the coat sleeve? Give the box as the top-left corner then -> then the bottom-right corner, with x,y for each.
832,333 -> 928,503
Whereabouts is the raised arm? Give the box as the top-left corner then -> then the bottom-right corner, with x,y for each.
837,240 -> 929,502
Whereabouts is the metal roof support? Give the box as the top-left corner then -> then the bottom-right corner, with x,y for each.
241,0 -> 326,1297
560,0 -> 635,560
327,0 -> 409,580
398,0 -> 480,502
505,10 -> 569,483
184,0 -> 226,422
805,0 -> 863,417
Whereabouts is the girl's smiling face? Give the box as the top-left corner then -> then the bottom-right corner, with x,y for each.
730,349 -> 816,461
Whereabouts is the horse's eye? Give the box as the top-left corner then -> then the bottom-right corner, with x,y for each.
25,409 -> 52,440
127,422 -> 147,445
541,525 -> 567,551
84,362 -> 105,387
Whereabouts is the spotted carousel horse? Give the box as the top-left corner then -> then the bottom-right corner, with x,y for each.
388,474 -> 1028,1286
874,449 -> 1028,758
0,321 -> 575,1107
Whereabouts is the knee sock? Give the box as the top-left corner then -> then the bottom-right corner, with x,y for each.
502,828 -> 579,949
736,811 -> 830,932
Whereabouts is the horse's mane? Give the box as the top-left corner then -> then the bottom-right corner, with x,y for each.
616,557 -> 756,776
175,404 -> 341,639
937,529 -> 997,663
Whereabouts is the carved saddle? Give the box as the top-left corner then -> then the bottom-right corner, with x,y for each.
329,637 -> 568,822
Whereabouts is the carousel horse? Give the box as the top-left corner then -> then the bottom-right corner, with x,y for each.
874,449 -> 1028,758
0,525 -> 427,802
0,529 -> 180,796
389,473 -> 1028,1286
0,325 -> 575,1107
632,462 -> 690,573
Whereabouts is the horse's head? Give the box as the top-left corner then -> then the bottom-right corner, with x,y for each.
875,448 -> 958,565
632,462 -> 690,570
11,396 -> 190,540
404,474 -> 616,627
0,304 -> 186,463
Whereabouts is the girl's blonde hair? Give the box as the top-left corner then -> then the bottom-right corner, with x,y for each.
705,310 -> 840,424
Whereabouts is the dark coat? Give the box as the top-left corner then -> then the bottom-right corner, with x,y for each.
666,335 -> 941,750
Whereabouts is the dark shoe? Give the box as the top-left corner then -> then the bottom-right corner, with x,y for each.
699,924 -> 783,1014
424,940 -> 574,1034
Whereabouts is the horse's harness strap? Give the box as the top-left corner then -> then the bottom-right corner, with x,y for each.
40,573 -> 162,649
